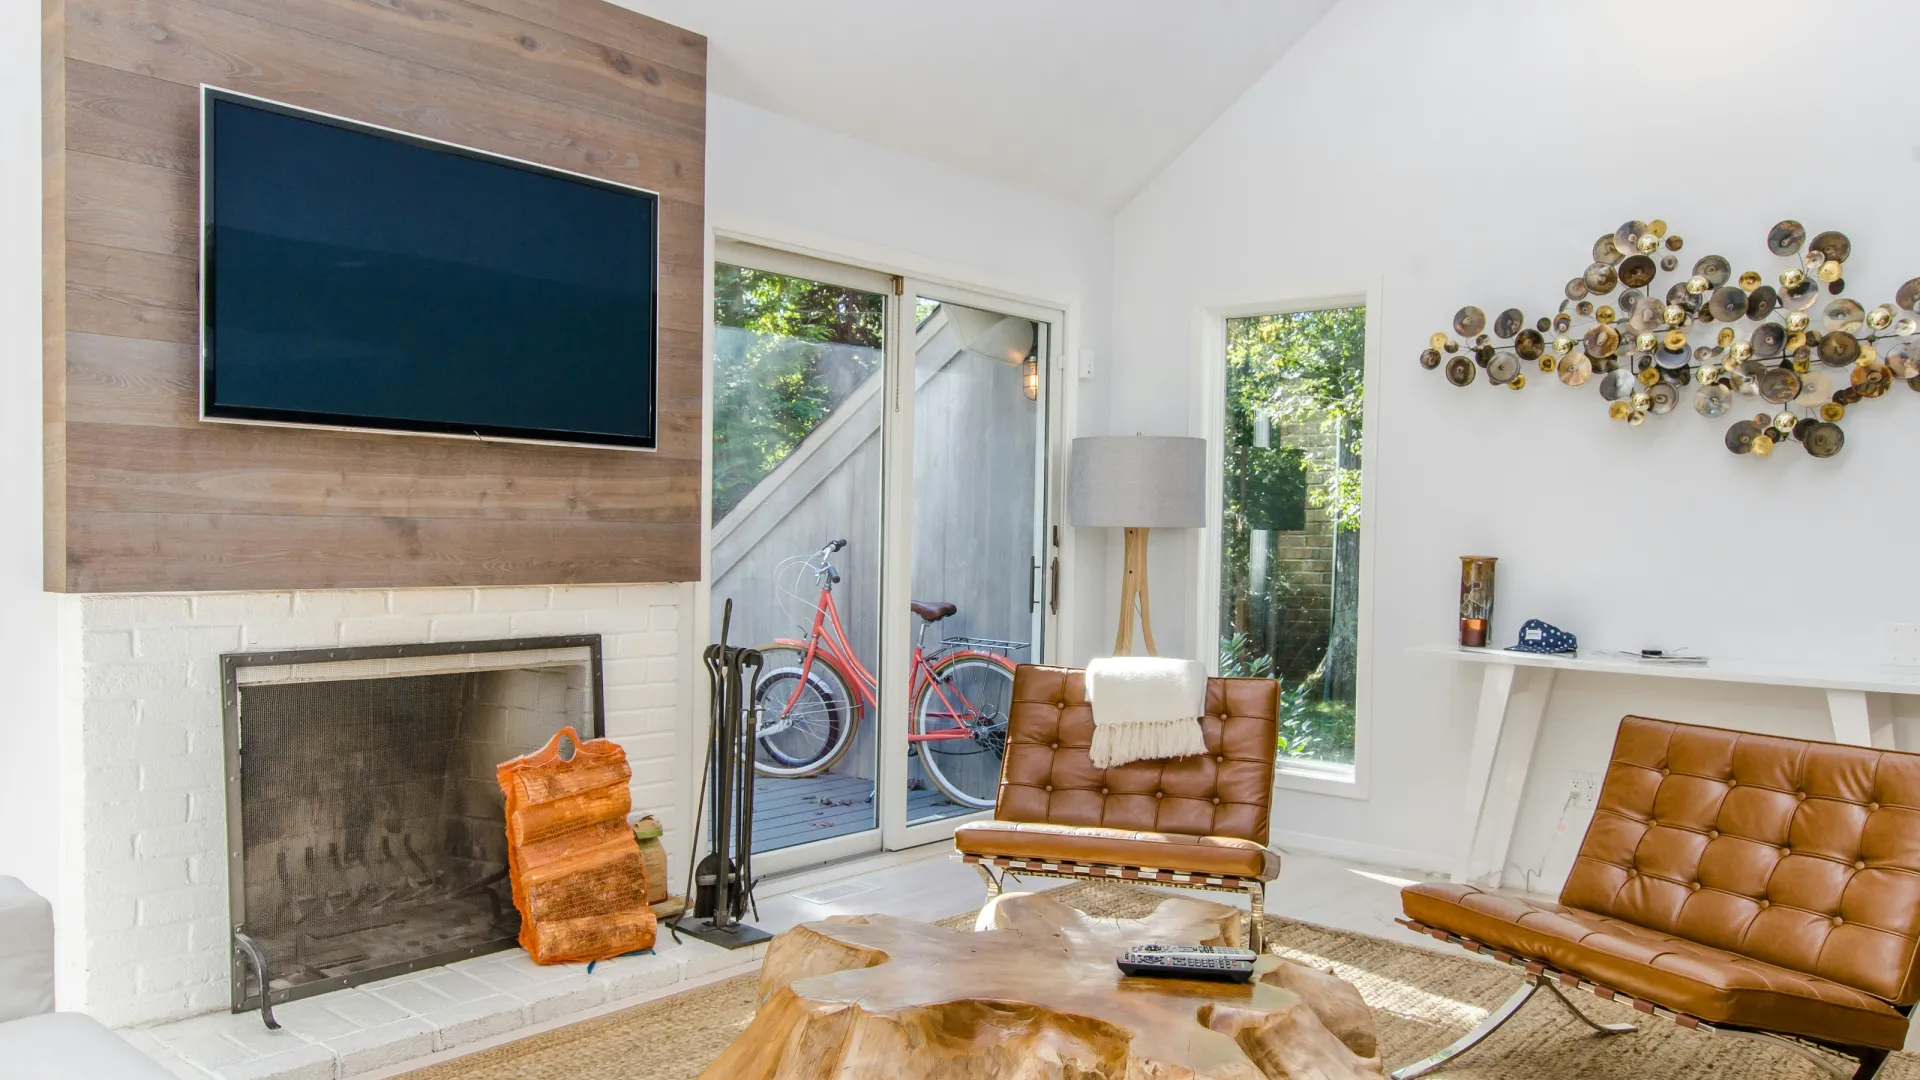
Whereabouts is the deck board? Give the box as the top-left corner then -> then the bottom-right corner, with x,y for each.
750,760 -> 977,854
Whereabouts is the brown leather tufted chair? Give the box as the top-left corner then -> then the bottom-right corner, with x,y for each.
1396,716 -> 1920,1080
953,664 -> 1282,949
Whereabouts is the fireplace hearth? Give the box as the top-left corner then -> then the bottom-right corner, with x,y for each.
221,637 -> 604,1020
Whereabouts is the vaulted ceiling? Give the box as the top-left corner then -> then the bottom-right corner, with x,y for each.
613,1 -> 1340,211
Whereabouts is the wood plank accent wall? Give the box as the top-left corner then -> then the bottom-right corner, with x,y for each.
42,0 -> 706,593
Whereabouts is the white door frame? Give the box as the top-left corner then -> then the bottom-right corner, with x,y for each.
700,232 -> 1075,874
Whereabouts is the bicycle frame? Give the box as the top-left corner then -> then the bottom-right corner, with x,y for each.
769,580 -> 1012,743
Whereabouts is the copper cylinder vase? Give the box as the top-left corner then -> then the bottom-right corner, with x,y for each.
1459,556 -> 1496,648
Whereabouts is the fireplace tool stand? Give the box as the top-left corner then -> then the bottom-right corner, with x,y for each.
672,600 -> 771,949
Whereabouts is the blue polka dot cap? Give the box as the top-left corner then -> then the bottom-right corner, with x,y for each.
1506,619 -> 1576,654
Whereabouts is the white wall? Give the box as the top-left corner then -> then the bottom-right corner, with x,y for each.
1109,0 -> 1920,875
706,93 -> 1116,666
0,0 -> 63,901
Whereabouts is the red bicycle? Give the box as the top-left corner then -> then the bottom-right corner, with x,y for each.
752,539 -> 1021,810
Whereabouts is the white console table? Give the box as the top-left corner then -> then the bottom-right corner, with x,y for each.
1424,645 -> 1920,887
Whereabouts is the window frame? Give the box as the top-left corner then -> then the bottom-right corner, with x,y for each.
1193,286 -> 1383,801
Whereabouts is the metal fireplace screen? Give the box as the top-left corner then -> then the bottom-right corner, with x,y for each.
223,637 -> 603,1015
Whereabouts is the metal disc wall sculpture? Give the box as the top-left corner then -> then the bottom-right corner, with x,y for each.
1421,219 -> 1920,460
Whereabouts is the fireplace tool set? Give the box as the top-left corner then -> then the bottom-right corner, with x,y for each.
671,600 -> 772,948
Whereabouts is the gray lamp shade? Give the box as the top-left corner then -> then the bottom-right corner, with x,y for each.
1067,436 -> 1207,528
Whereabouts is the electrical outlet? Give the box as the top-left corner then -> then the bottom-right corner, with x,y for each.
1885,623 -> 1920,667
1569,771 -> 1602,809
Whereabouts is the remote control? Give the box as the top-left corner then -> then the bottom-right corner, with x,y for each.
1116,943 -> 1258,983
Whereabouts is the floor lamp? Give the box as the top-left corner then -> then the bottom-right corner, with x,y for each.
1068,436 -> 1207,656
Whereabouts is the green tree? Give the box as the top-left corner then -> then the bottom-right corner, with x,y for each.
1218,307 -> 1365,764
1225,307 -> 1365,528
712,264 -> 883,519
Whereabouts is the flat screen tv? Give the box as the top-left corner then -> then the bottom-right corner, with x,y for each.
200,87 -> 659,450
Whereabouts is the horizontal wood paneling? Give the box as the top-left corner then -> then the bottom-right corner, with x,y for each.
46,0 -> 706,592
66,511 -> 703,592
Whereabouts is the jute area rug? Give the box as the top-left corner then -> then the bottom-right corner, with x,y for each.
399,881 -> 1916,1079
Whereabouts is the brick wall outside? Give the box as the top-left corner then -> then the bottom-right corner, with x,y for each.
60,583 -> 694,1027
1259,416 -> 1340,679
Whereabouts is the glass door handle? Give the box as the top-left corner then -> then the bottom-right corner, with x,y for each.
1048,557 -> 1059,615
1029,556 -> 1040,612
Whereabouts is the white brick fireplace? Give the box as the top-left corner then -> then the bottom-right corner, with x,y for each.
54,583 -> 696,1030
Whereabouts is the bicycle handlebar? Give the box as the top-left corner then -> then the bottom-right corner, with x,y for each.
811,539 -> 847,587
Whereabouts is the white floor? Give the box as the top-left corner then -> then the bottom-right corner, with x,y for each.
131,841 -> 1465,1079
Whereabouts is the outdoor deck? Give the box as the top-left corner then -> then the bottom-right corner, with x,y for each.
753,766 -> 971,853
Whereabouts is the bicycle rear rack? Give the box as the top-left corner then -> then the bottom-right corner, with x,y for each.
941,636 -> 1029,656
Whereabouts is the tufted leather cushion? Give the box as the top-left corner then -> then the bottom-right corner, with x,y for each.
954,820 -> 1280,880
1403,883 -> 1910,1050
988,664 -> 1278,841
1402,715 -> 1920,1051
1567,717 -> 1920,1007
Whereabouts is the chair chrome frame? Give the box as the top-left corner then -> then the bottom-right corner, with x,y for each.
1393,973 -> 1634,1080
965,854 -> 1268,952
1396,917 -> 1896,1080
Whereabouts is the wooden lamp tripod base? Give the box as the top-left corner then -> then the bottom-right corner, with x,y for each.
1114,526 -> 1156,656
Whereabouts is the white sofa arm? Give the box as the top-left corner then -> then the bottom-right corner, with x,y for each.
0,877 -> 55,1023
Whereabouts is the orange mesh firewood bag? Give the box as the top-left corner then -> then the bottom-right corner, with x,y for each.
497,727 -> 657,964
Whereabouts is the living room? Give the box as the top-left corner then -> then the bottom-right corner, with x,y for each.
6,1 -> 1920,1078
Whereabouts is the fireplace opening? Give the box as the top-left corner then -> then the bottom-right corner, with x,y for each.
222,637 -> 604,1014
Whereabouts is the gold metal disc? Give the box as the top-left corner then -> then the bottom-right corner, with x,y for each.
1809,230 -> 1852,263
1767,220 -> 1806,256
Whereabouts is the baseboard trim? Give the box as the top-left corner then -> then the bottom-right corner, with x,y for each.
1270,829 -> 1453,877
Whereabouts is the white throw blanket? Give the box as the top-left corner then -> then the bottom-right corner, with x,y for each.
1085,657 -> 1208,768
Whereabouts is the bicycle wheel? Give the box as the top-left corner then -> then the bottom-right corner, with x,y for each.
912,653 -> 1015,810
751,646 -> 860,779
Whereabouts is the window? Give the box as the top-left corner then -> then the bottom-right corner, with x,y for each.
711,263 -> 884,521
1217,306 -> 1365,769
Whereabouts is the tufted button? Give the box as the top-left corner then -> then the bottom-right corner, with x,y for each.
1797,791 -> 1807,801
1212,797 -> 1220,805
1051,742 -> 1058,750
1708,830 -> 1719,839
1758,899 -> 1770,908
1870,802 -> 1880,812
1216,756 -> 1225,764
1833,916 -> 1845,926
1044,784 -> 1053,792
1100,787 -> 1109,796
1689,881 -> 1701,891
1856,861 -> 1867,870
1661,768 -> 1670,777
1727,779 -> 1737,788
1155,791 -> 1164,799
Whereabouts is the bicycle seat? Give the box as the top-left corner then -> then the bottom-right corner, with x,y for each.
909,600 -> 958,623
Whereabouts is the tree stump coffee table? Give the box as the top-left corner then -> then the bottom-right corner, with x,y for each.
700,889 -> 1383,1079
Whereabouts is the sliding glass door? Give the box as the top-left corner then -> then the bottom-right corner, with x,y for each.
898,295 -> 1048,829
710,244 -> 889,872
708,244 -> 1060,871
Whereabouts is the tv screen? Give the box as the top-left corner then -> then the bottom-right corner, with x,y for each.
200,88 -> 659,450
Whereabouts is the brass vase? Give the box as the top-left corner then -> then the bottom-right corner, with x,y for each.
1459,556 -> 1496,648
